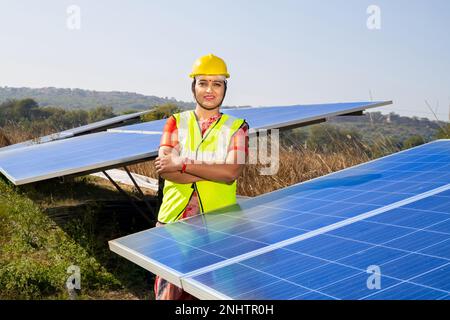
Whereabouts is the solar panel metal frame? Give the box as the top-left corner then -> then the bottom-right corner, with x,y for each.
108,139 -> 449,295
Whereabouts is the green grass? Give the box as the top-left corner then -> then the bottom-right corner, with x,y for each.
0,177 -> 153,300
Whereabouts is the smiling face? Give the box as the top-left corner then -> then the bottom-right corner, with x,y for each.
193,75 -> 226,110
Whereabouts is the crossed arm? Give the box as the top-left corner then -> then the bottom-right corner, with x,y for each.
155,146 -> 245,184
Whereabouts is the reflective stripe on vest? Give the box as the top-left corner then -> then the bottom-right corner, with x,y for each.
157,111 -> 245,223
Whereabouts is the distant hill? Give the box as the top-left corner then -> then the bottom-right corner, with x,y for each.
0,86 -> 196,111
329,111 -> 445,142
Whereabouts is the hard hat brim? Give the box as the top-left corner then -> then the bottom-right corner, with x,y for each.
189,72 -> 230,78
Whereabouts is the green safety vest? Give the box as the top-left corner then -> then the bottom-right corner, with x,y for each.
157,110 -> 245,223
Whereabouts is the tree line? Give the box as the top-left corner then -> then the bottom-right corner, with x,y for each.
0,99 -> 117,130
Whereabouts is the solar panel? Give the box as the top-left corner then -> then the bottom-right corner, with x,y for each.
108,139 -> 450,299
0,110 -> 151,153
109,101 -> 392,135
0,101 -> 391,185
0,131 -> 161,185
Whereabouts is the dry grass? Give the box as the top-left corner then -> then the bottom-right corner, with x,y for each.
237,147 -> 371,197
127,143 -> 396,198
0,122 -> 57,146
0,128 -> 11,147
128,161 -> 159,180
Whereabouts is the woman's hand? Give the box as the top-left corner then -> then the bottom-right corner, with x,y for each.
155,154 -> 183,174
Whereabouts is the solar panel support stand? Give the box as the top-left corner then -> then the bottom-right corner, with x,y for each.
157,176 -> 164,214
122,166 -> 157,219
101,170 -> 154,224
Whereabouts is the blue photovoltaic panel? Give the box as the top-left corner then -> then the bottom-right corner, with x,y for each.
183,187 -> 450,300
109,140 -> 450,297
110,101 -> 391,134
0,110 -> 151,153
0,101 -> 391,185
0,131 -> 161,185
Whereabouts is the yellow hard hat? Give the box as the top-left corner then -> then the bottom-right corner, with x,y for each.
189,53 -> 230,78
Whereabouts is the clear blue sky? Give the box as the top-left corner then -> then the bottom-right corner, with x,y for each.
0,0 -> 449,120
